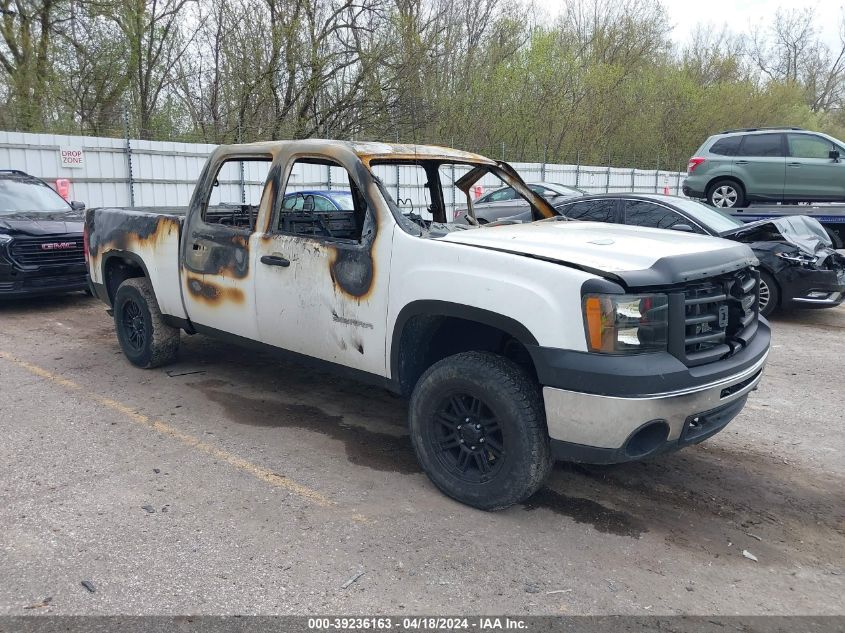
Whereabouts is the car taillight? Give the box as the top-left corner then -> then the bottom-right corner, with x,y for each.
687,157 -> 706,173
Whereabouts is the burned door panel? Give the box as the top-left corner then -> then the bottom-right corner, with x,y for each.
179,150 -> 278,339
253,150 -> 391,377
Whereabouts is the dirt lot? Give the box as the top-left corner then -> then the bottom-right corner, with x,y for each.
0,293 -> 843,616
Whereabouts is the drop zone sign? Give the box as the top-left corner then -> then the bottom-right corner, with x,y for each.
60,147 -> 85,169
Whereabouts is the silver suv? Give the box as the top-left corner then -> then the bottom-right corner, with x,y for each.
683,127 -> 845,207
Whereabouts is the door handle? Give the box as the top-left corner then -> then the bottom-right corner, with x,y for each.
261,255 -> 290,268
787,162 -> 801,167
735,160 -> 749,165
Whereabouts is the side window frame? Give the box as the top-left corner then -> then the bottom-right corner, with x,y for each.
195,154 -> 275,231
787,134 -> 834,159
623,199 -> 707,233
563,199 -> 621,223
269,155 -> 373,245
737,133 -> 786,158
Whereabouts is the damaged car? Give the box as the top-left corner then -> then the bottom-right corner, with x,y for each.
86,141 -> 770,510
543,193 -> 845,316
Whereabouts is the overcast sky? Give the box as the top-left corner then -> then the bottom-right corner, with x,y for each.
537,0 -> 844,50
665,0 -> 843,48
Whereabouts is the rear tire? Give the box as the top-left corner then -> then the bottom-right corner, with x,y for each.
758,270 -> 779,318
113,277 -> 180,368
707,179 -> 746,208
409,351 -> 553,510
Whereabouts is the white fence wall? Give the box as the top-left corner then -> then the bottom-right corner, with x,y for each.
0,131 -> 687,215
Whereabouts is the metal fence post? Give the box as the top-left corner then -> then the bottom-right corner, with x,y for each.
123,107 -> 135,208
630,168 -> 636,192
575,151 -> 581,188
540,144 -> 547,181
326,163 -> 332,191
451,163 -> 456,220
238,120 -> 245,204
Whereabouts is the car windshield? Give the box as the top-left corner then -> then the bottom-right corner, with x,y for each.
669,197 -> 744,233
0,177 -> 70,214
331,193 -> 354,210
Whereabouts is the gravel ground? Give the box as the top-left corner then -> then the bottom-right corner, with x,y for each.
0,293 -> 842,615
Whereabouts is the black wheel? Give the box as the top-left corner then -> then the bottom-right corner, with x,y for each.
758,270 -> 779,318
707,179 -> 746,208
113,277 -> 180,368
409,351 -> 553,510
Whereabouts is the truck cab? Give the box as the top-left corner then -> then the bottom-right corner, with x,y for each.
86,140 -> 770,510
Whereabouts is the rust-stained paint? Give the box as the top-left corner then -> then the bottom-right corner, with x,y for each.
86,208 -> 183,279
184,274 -> 245,305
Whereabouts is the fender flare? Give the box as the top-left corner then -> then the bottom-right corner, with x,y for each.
389,300 -> 539,384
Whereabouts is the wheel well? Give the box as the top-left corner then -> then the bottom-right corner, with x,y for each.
395,315 -> 537,397
103,255 -> 146,305
706,176 -> 745,197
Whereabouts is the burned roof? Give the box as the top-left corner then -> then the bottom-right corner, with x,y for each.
214,139 -> 495,166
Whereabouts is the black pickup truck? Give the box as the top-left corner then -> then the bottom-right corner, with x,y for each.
0,170 -> 88,298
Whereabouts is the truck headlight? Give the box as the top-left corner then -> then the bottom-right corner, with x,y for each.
0,234 -> 11,245
583,293 -> 669,354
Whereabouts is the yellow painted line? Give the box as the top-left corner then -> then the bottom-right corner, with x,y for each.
0,350 -> 334,507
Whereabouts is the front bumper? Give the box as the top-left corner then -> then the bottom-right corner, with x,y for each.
0,269 -> 88,298
780,265 -> 845,309
532,320 -> 770,464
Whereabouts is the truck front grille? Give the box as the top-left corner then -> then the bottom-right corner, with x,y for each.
9,236 -> 85,267
678,268 -> 759,366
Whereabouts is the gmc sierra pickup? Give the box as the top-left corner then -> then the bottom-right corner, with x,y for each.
85,140 -> 770,510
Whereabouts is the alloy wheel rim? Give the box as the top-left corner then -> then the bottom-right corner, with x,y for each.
432,393 -> 505,483
122,299 -> 146,352
712,186 -> 738,207
758,279 -> 770,312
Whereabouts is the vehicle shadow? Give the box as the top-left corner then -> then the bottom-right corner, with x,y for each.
767,301 -> 845,328
171,333 -> 843,561
0,291 -> 94,315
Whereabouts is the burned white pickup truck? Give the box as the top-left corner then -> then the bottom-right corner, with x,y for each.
85,141 -> 770,510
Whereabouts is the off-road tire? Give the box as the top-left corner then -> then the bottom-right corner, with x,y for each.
758,270 -> 780,318
409,351 -> 553,510
706,179 -> 746,208
113,277 -> 180,368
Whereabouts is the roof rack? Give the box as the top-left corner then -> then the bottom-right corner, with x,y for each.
0,169 -> 30,175
718,127 -> 804,134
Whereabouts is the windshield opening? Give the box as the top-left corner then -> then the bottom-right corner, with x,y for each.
368,158 -> 554,235
0,177 -> 70,215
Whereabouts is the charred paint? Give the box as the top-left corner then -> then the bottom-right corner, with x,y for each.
186,224 -> 252,278
185,274 -> 245,305
86,208 -> 183,278
329,245 -> 376,300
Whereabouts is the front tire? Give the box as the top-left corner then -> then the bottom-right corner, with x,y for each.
758,270 -> 779,318
707,179 -> 746,208
409,351 -> 553,510
114,277 -> 180,368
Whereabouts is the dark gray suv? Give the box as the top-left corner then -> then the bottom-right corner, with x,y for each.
683,127 -> 845,207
